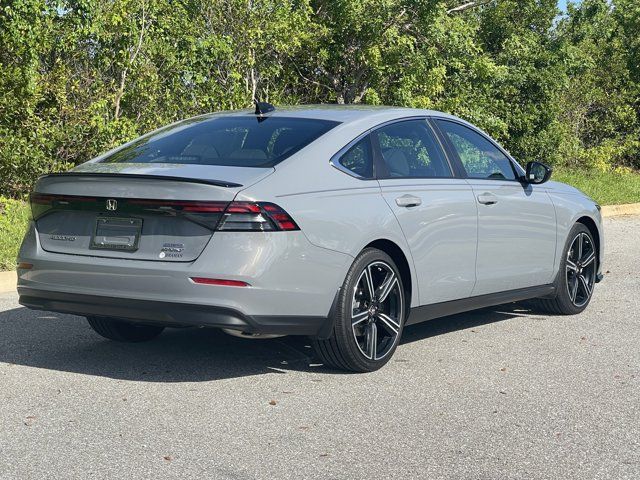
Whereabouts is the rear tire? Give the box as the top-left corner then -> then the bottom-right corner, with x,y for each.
86,316 -> 165,342
534,223 -> 597,315
312,248 -> 406,372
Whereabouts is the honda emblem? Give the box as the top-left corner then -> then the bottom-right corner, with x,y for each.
106,199 -> 118,211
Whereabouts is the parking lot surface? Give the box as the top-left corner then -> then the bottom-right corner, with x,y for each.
0,216 -> 638,480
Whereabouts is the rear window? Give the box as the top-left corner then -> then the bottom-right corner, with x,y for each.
98,116 -> 340,168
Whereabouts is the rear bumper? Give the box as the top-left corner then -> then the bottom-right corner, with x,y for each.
18,287 -> 329,336
17,222 -> 353,335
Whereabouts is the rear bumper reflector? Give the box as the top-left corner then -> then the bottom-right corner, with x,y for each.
190,277 -> 250,287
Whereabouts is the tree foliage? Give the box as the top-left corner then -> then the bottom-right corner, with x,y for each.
0,0 -> 638,197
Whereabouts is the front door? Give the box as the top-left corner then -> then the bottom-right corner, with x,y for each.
374,119 -> 478,305
434,119 -> 557,296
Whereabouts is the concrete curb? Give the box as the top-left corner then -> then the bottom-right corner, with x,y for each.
0,270 -> 16,295
601,203 -> 640,218
0,202 -> 638,294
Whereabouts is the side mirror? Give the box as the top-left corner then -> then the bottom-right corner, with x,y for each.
524,161 -> 552,185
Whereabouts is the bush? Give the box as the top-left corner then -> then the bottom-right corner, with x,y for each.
0,197 -> 30,271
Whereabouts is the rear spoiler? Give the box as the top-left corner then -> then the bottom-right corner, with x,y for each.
38,172 -> 243,188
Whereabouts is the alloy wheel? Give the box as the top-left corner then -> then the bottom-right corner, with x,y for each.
351,261 -> 404,361
566,232 -> 596,307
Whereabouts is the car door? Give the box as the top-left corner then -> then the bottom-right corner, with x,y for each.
433,119 -> 557,296
374,119 -> 478,305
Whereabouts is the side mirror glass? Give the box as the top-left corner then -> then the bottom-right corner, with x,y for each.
525,161 -> 552,184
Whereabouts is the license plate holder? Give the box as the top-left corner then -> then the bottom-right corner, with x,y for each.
90,217 -> 142,251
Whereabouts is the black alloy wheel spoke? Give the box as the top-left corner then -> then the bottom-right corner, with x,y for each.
351,261 -> 403,361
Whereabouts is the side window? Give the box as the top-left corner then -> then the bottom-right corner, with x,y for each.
338,136 -> 374,178
436,120 -> 516,180
375,120 -> 452,178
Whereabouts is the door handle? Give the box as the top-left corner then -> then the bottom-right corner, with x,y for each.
477,192 -> 498,205
395,195 -> 422,208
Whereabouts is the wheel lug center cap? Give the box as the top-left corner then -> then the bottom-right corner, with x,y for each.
368,305 -> 378,316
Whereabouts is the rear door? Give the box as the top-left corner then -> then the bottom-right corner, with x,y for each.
433,119 -> 557,295
375,119 -> 478,305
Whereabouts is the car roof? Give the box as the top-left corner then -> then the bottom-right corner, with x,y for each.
218,104 -> 464,125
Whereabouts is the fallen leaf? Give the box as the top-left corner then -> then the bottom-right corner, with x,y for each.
319,453 -> 329,458
269,400 -> 277,406
24,415 -> 37,426
499,390 -> 507,395
500,367 -> 507,372
163,455 -> 173,462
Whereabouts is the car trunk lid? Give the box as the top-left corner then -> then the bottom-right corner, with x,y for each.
32,163 -> 273,262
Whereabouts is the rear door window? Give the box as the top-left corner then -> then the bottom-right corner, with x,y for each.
98,116 -> 340,168
374,120 -> 452,178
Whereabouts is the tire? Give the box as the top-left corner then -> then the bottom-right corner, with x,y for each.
86,316 -> 165,342
534,223 -> 597,315
312,248 -> 406,372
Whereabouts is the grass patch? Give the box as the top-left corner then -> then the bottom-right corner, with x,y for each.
553,168 -> 640,205
0,197 -> 29,271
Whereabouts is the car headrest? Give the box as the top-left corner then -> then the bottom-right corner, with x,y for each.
181,136 -> 219,162
273,129 -> 300,157
383,148 -> 410,177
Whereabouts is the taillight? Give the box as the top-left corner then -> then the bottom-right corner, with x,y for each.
217,202 -> 299,232
29,193 -> 299,232
127,199 -> 228,213
29,193 -> 98,219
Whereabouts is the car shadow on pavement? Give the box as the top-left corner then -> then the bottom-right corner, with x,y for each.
400,303 -> 535,345
0,303 -> 534,381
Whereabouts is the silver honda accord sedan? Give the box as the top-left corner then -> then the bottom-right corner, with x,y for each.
17,104 -> 604,372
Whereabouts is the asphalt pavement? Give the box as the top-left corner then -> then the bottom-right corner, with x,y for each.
0,216 -> 638,480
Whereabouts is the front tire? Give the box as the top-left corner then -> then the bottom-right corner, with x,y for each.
312,248 -> 406,372
536,223 -> 597,315
86,316 -> 165,342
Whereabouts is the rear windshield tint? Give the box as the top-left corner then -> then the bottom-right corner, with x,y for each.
98,116 -> 340,168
